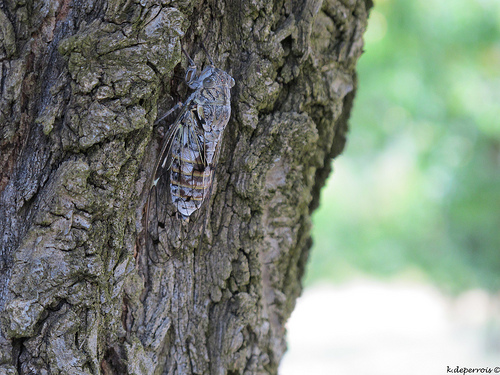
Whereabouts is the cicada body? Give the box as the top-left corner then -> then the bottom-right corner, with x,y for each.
145,48 -> 234,253
168,65 -> 234,218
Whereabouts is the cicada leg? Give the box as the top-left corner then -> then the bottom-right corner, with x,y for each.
201,43 -> 215,66
155,101 -> 183,126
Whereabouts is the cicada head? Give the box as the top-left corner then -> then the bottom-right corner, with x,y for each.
201,68 -> 235,89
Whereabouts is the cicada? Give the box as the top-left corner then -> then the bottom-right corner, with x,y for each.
145,47 -> 235,254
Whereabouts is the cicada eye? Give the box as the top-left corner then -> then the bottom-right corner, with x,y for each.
203,76 -> 215,87
185,67 -> 197,84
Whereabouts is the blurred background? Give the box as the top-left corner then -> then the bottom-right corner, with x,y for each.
281,0 -> 500,373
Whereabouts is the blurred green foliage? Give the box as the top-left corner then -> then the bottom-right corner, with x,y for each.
306,0 -> 500,293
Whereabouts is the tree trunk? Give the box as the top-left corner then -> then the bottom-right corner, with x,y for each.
0,0 -> 371,374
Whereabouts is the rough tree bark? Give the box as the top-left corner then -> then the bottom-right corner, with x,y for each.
0,0 -> 371,374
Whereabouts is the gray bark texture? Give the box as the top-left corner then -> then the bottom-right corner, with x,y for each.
0,0 -> 371,374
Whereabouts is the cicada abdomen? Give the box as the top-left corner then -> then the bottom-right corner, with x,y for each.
145,47 -> 234,255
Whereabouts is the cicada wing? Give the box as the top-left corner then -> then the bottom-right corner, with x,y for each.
146,106 -> 207,261
165,114 -> 219,255
170,118 -> 210,251
145,167 -> 172,263
145,109 -> 187,262
191,134 -> 225,253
